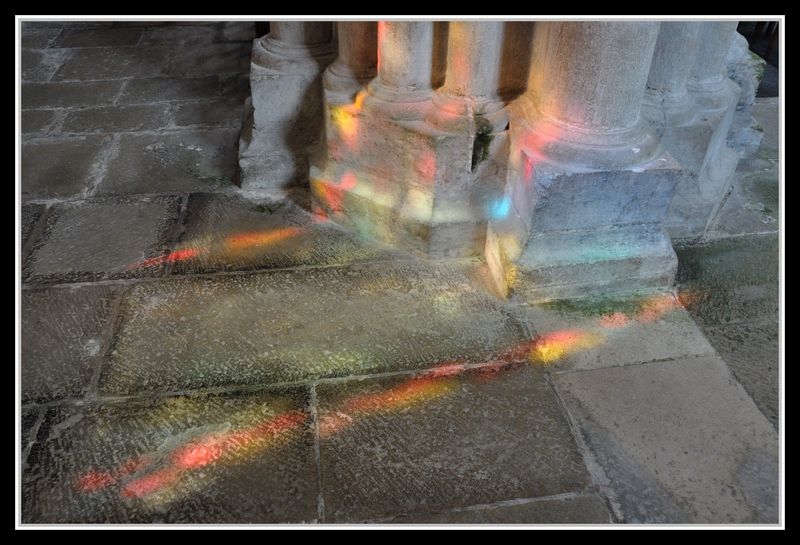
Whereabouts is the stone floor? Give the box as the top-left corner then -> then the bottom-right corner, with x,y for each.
19,21 -> 781,525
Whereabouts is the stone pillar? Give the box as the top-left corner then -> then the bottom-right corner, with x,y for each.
726,30 -> 768,154
643,22 -> 702,126
488,21 -> 681,301
364,22 -> 434,117
688,22 -> 739,111
429,21 -> 507,130
658,21 -> 742,240
324,22 -> 378,101
523,21 -> 661,170
238,21 -> 335,191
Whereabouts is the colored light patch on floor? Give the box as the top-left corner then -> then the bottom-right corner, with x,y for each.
224,226 -> 305,251
529,329 -> 604,366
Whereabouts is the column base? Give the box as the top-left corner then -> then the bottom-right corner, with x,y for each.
238,36 -> 335,191
662,89 -> 740,241
310,91 -> 509,257
486,109 -> 681,301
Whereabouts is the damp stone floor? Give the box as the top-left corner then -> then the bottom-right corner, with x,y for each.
19,21 -> 781,525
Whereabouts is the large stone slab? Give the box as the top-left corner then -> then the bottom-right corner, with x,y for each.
164,43 -> 250,77
173,193 -> 403,274
21,48 -> 69,82
118,76 -> 221,104
22,81 -> 125,109
21,203 -> 45,249
51,46 -> 172,81
170,99 -> 243,129
139,25 -> 219,46
384,495 -> 611,524
676,234 -> 779,327
317,365 -> 591,522
24,196 -> 182,283
554,355 -> 779,523
97,129 -> 239,194
21,28 -> 62,49
61,104 -> 169,134
705,323 -> 779,429
22,135 -> 109,199
22,388 -> 319,523
519,294 -> 715,372
21,109 -> 57,135
21,284 -> 120,403
53,27 -> 143,48
100,262 -> 526,395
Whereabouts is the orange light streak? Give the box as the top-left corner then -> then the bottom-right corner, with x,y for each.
224,227 -> 304,251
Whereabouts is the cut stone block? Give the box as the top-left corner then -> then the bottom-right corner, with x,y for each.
554,355 -> 778,523
22,135 -> 109,199
22,81 -> 124,109
21,28 -> 62,49
164,43 -> 250,77
21,109 -> 56,135
317,365 -> 591,522
519,293 -> 715,372
705,323 -> 779,429
219,22 -> 257,42
53,28 -> 143,48
99,262 -> 526,395
21,284 -> 120,402
21,203 -> 46,249
170,100 -> 243,128
52,46 -> 172,81
675,234 -> 779,327
139,25 -> 219,46
384,495 -> 611,524
118,76 -> 221,104
173,193 -> 403,274
22,389 -> 318,523
61,104 -> 170,134
24,195 -> 182,283
97,129 -> 239,194
21,48 -> 69,82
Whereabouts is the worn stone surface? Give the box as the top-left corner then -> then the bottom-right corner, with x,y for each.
21,109 -> 56,135
318,365 -> 591,522
384,495 -> 611,524
22,81 -> 125,109
173,193 -> 403,275
519,294 -> 715,372
21,203 -> 45,248
118,76 -> 222,104
53,27 -> 143,48
554,355 -> 778,523
165,43 -> 250,77
219,22 -> 256,42
21,28 -> 62,49
139,25 -> 219,46
705,323 -> 779,429
100,262 -> 526,395
21,408 -> 41,464
21,135 -> 109,199
170,99 -> 243,128
676,234 -> 779,327
97,129 -> 239,194
52,46 -> 171,81
61,104 -> 170,134
21,284 -> 120,403
24,196 -> 182,283
21,48 -> 69,82
22,389 -> 319,523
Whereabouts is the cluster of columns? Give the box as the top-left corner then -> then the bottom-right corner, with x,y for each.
243,20 -> 751,299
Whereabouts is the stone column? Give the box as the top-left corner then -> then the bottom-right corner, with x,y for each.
643,22 -> 702,126
491,21 -> 681,301
523,21 -> 661,170
365,21 -> 434,116
324,22 -> 378,100
429,21 -> 507,131
239,21 -> 335,191
688,22 -> 739,111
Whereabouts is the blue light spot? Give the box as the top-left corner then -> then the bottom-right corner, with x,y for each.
488,195 -> 512,220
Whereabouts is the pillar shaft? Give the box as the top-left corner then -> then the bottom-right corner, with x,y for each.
524,21 -> 661,169
368,22 -> 434,102
688,21 -> 739,110
324,22 -> 378,98
269,22 -> 332,46
643,22 -> 702,126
